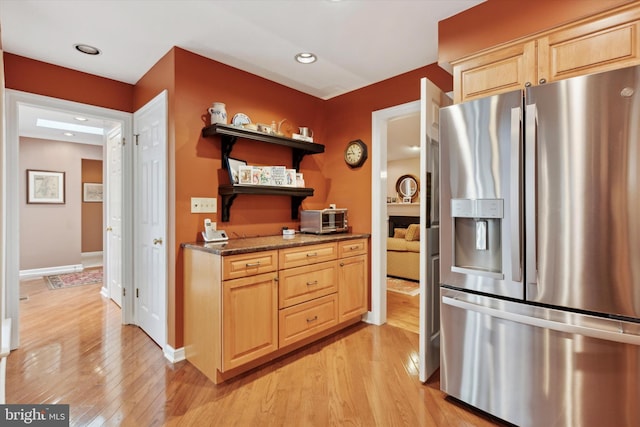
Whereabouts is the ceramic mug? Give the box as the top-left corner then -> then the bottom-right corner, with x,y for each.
299,127 -> 313,137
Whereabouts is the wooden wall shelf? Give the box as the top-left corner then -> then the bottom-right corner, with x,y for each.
218,185 -> 314,222
203,123 -> 323,222
202,123 -> 325,171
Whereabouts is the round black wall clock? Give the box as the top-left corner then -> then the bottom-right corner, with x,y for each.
344,139 -> 368,168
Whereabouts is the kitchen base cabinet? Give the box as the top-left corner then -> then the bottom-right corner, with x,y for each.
337,239 -> 369,322
222,272 -> 278,371
338,254 -> 368,322
183,234 -> 369,384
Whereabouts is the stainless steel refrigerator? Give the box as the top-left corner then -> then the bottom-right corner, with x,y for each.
439,65 -> 640,427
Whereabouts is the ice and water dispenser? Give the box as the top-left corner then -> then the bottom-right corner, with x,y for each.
451,199 -> 504,278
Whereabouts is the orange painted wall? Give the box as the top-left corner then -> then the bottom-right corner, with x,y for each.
134,47 -> 327,348
4,53 -> 134,112
439,0 -> 635,64
321,64 -> 452,234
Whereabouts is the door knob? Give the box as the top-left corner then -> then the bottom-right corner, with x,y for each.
153,238 -> 163,245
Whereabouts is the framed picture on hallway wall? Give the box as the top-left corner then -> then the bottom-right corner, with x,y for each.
83,182 -> 103,202
27,169 -> 65,204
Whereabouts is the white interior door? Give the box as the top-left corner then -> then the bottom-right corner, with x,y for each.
419,78 -> 446,382
133,90 -> 168,348
105,126 -> 123,307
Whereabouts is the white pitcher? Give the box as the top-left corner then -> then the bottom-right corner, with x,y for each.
208,102 -> 227,125
299,127 -> 313,137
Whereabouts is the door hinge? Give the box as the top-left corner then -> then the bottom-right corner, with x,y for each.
134,134 -> 139,146
121,137 -> 126,146
123,288 -> 126,297
136,288 -> 139,298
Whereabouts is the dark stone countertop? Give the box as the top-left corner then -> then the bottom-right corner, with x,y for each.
182,232 -> 370,256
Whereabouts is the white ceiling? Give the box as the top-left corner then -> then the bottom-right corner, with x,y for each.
0,0 -> 482,159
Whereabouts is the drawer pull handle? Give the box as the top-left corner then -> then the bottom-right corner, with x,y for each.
245,261 -> 261,267
306,280 -> 318,286
349,245 -> 358,250
306,315 -> 318,323
306,252 -> 318,257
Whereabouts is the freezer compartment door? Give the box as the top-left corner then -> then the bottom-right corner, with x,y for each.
440,90 -> 524,299
441,288 -> 640,427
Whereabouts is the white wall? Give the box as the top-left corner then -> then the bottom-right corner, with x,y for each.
387,157 -> 420,202
19,137 -> 102,271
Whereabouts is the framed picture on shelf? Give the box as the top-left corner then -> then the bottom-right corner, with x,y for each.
238,165 -> 253,185
27,169 -> 65,204
83,182 -> 103,202
226,157 -> 247,184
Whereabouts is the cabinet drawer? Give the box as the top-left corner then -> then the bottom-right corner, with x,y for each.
279,243 -> 337,269
338,238 -> 368,258
279,294 -> 338,347
279,261 -> 338,308
222,250 -> 278,280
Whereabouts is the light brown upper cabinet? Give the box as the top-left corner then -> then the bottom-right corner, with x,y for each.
452,4 -> 640,103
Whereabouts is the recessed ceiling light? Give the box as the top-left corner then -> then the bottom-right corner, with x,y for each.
74,116 -> 88,122
295,52 -> 317,64
63,132 -> 75,137
74,44 -> 101,56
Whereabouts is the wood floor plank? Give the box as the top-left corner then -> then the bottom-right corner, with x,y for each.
8,277 -> 508,426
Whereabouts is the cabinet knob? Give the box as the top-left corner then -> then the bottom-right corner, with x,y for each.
340,262 -> 345,267
524,82 -> 532,88
539,78 -> 547,84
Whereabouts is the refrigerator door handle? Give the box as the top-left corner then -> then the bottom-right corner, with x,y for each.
525,103 -> 538,286
510,107 -> 522,282
443,296 -> 640,346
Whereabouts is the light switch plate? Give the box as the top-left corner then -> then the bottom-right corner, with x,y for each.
191,197 -> 217,213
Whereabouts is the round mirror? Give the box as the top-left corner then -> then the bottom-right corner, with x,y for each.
395,174 -> 419,202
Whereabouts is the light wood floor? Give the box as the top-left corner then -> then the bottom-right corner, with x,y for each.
386,290 -> 420,334
8,278 -> 507,426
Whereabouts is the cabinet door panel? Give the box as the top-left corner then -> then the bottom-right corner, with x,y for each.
539,20 -> 640,83
338,254 -> 368,322
453,41 -> 536,103
222,272 -> 278,371
279,261 -> 338,308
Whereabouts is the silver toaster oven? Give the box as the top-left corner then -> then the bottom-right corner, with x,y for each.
300,209 -> 348,234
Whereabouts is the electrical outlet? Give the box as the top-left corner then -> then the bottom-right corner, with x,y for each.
191,197 -> 217,213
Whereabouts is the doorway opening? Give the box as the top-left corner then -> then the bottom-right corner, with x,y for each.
4,89 -> 134,348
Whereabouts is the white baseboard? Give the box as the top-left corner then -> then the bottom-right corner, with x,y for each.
81,251 -> 103,258
164,345 -> 185,363
19,264 -> 83,280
